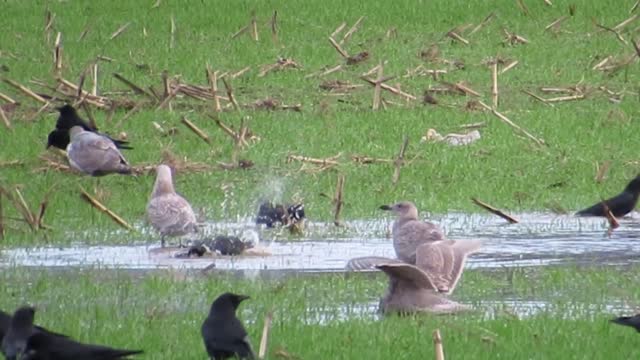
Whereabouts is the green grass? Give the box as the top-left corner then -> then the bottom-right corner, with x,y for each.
1,0 -> 639,244
1,265 -> 640,359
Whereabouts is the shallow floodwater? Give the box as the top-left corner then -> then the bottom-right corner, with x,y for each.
2,212 -> 640,272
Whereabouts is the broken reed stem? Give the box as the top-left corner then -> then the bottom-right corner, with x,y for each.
471,197 -> 519,224
392,135 -> 409,185
13,188 -> 38,231
270,10 -> 278,44
113,72 -> 155,100
79,187 -> 134,231
2,78 -> 47,104
491,61 -> 498,108
433,329 -> 445,360
91,62 -> 98,96
544,94 -> 585,102
361,77 -> 416,101
250,11 -> 259,41
287,154 -> 341,166
341,16 -> 365,44
206,66 -> 221,112
54,32 -> 63,75
372,63 -> 384,111
594,160 -> 611,183
544,16 -> 568,32
0,92 -> 17,104
331,22 -> 346,38
334,174 -> 345,226
477,101 -> 545,146
500,60 -> 518,74
110,22 -> 131,40
170,15 -> 176,49
470,12 -> 495,35
328,37 -> 349,58
521,90 -> 554,107
222,78 -> 239,110
0,106 -> 11,129
258,311 -> 273,359
180,116 -> 211,144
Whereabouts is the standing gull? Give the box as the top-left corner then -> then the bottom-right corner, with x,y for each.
66,126 -> 132,176
201,293 -> 255,360
346,201 -> 447,270
146,164 -> 198,247
576,175 -> 640,218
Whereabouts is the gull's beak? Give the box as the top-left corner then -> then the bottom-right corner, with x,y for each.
379,205 -> 392,211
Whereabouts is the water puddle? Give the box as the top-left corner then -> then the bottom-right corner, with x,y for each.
2,212 -> 640,272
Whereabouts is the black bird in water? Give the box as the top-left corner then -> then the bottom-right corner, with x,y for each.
201,293 -> 254,360
1,306 -> 142,360
611,314 -> 640,332
576,175 -> 640,218
46,104 -> 132,150
256,202 -> 305,228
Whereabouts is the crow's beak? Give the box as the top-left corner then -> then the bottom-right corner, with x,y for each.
379,205 -> 392,211
238,295 -> 250,302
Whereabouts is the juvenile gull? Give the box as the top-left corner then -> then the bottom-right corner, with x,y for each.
66,126 -> 132,176
201,293 -> 255,360
47,104 -> 131,150
376,263 -> 470,315
146,164 -> 198,247
576,175 -> 640,218
346,201 -> 449,271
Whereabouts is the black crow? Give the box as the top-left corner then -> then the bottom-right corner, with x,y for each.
201,293 -> 254,360
2,306 -> 143,360
611,314 -> 640,332
0,309 -> 66,347
576,175 -> 640,217
46,105 -> 132,150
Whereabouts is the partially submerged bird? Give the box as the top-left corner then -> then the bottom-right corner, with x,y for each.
376,263 -> 471,315
201,293 -> 255,360
255,202 -> 305,228
182,235 -> 255,257
66,126 -> 132,176
576,175 -> 640,218
611,314 -> 640,332
2,306 -> 142,360
147,165 -> 198,247
47,104 -> 131,150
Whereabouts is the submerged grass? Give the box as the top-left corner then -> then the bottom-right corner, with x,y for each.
1,0 -> 639,244
1,265 -> 640,359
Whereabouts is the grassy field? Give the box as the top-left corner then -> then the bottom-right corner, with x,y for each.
1,2 -> 639,357
0,0 -> 638,244
1,265 -> 640,359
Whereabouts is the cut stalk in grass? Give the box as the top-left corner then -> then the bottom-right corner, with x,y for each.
341,16 -> 364,44
113,73 -> 155,100
180,116 -> 211,144
471,197 -> 518,224
594,161 -> 611,183
544,94 -> 585,102
79,187 -> 134,231
544,16 -> 568,32
0,92 -> 17,104
270,11 -> 278,44
446,30 -> 469,45
372,62 -> 384,110
521,89 -> 554,107
491,60 -> 498,108
469,12 -> 495,35
222,78 -> 239,110
0,191 -> 4,240
433,329 -> 445,360
53,32 -> 62,75
258,311 -> 273,359
392,135 -> 408,185
2,78 -> 47,104
206,66 -> 221,112
251,10 -> 259,41
328,37 -> 349,58
333,174 -> 345,226
499,60 -> 518,74
169,15 -> 176,49
331,22 -> 346,38
0,105 -> 11,129
109,22 -> 131,41
477,101 -> 545,146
